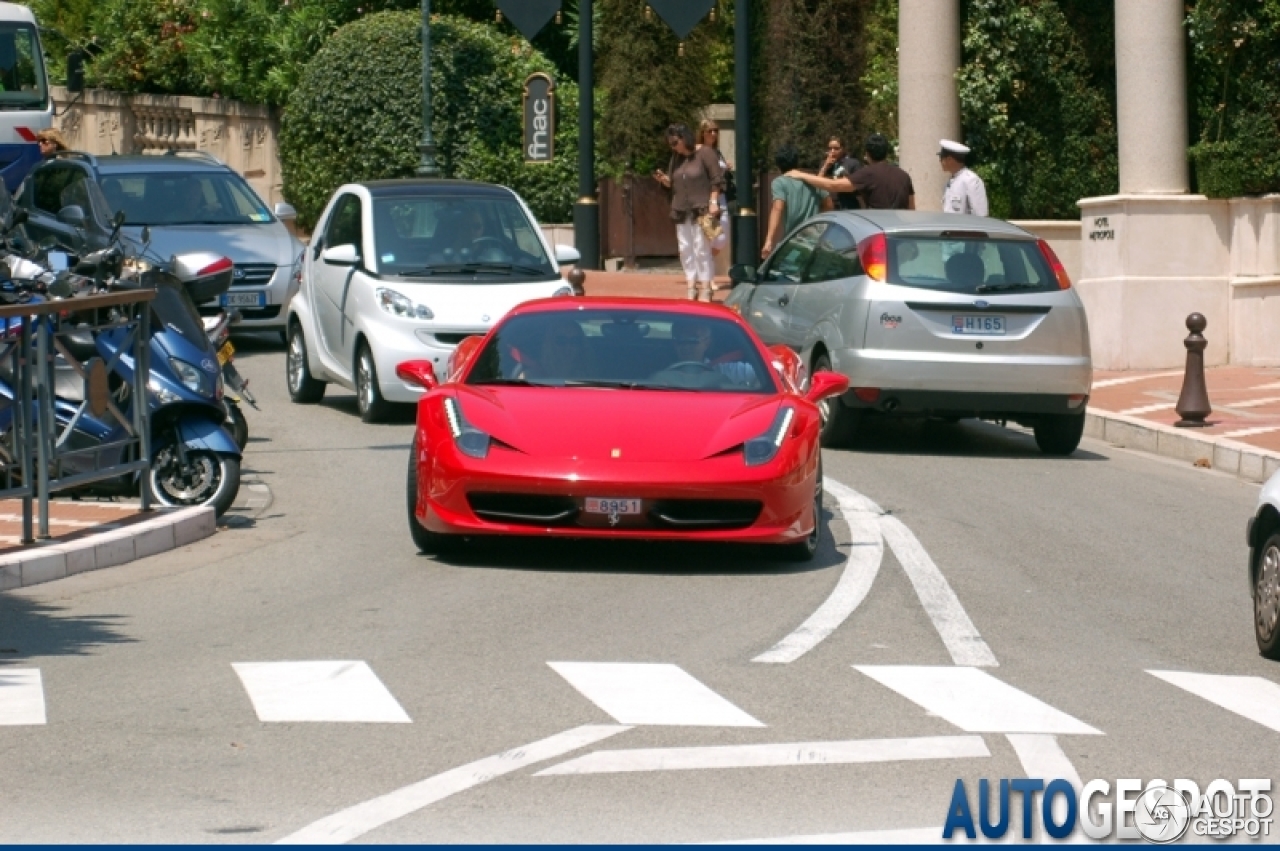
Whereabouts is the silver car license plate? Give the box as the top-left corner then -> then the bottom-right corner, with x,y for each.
221,292 -> 266,308
952,314 -> 1006,335
585,498 -> 642,516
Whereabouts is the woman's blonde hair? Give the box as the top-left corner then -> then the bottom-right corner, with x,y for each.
697,118 -> 720,147
36,128 -> 68,151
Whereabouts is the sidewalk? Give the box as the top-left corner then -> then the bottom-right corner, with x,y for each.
575,268 -> 1280,483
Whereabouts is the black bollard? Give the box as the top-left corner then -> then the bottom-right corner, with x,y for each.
1174,312 -> 1212,428
567,267 -> 586,296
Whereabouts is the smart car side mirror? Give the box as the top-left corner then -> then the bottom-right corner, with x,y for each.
56,205 -> 86,228
321,243 -> 360,266
806,371 -> 850,404
554,244 -> 581,265
274,202 -> 297,221
395,360 -> 438,391
729,264 -> 757,285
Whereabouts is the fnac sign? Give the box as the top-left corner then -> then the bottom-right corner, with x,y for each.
523,72 -> 555,164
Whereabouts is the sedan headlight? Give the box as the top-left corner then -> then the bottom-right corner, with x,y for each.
169,358 -> 208,396
744,406 -> 795,466
443,396 -> 490,459
376,287 -> 434,320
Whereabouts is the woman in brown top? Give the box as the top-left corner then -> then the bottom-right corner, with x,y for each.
654,123 -> 724,301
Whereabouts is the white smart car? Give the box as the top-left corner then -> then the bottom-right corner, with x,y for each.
285,179 -> 579,421
1248,469 -> 1280,659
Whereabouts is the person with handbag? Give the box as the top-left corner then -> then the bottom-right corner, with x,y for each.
654,123 -> 724,301
696,119 -> 733,270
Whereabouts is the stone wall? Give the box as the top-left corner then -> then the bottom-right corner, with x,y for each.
50,86 -> 284,207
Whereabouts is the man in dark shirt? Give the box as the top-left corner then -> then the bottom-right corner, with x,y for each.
787,133 -> 915,211
817,136 -> 863,209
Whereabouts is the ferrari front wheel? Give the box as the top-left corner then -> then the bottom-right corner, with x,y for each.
406,440 -> 455,556
775,458 -> 823,562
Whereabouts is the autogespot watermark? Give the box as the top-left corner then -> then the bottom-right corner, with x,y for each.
943,778 -> 1274,842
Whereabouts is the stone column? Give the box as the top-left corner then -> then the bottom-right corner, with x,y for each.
1115,0 -> 1188,193
897,0 -> 961,212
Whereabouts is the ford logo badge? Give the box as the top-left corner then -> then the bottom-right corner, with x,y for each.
233,267 -> 246,279
974,299 -> 989,309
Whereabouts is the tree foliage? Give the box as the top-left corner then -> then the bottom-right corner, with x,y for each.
279,11 -> 578,229
1188,0 -> 1280,197
956,0 -> 1118,219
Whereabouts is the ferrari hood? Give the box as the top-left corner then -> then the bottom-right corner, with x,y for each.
454,387 -> 784,462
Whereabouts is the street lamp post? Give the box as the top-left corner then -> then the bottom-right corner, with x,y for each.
572,0 -> 600,269
732,0 -> 755,265
416,0 -> 442,178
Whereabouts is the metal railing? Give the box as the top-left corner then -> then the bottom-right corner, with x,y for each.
0,289 -> 155,543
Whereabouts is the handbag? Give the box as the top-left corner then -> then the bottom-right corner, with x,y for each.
699,212 -> 722,241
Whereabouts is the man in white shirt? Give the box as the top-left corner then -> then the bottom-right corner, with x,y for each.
939,139 -> 988,217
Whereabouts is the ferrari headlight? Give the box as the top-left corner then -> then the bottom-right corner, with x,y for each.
443,396 -> 491,459
376,287 -> 434,320
169,358 -> 207,395
744,406 -> 794,466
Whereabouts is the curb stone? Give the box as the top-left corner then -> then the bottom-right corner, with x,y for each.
0,506 -> 216,591
1086,410 -> 1280,484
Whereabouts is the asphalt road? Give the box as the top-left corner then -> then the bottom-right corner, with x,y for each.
0,334 -> 1274,843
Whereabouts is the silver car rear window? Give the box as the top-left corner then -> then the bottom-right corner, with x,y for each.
887,236 -> 1056,295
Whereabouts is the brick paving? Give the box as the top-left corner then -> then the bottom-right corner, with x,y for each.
575,268 -> 732,301
0,498 -> 152,554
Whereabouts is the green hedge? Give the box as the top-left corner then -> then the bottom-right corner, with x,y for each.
279,11 -> 578,229
1188,0 -> 1280,197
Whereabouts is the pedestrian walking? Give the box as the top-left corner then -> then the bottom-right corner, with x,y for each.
817,136 -> 863,209
696,119 -> 732,266
786,132 -> 914,211
939,139 -> 988,216
762,145 -> 832,259
35,128 -> 67,158
653,123 -> 724,301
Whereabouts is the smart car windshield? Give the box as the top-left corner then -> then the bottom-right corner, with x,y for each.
102,171 -> 273,226
372,194 -> 556,281
467,310 -> 775,393
887,236 -> 1058,294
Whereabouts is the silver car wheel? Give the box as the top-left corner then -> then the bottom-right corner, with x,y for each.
1257,544 -> 1280,641
287,332 -> 306,393
358,350 -> 374,413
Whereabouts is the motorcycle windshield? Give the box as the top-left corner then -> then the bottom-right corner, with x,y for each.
151,280 -> 209,352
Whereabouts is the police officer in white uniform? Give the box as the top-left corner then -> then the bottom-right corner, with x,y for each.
939,139 -> 988,216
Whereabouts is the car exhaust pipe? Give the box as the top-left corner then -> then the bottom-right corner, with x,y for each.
883,397 -> 900,412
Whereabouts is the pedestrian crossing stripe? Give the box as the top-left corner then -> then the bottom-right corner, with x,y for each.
1147,670 -> 1280,733
548,661 -> 764,727
233,661 -> 411,723
0,668 -> 45,725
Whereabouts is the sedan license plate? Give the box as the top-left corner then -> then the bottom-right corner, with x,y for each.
221,292 -> 265,308
585,497 -> 642,516
952,314 -> 1006,335
217,341 -> 235,365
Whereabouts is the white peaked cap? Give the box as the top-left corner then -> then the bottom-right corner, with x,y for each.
939,139 -> 971,155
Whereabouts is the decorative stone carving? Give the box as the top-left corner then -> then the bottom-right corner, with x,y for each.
133,105 -> 196,151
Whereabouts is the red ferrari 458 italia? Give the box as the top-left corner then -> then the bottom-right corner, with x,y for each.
397,298 -> 849,561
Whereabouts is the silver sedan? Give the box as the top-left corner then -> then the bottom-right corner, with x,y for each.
725,210 -> 1093,455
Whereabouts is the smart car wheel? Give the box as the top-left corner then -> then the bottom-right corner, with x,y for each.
812,354 -> 860,448
356,342 -> 392,424
406,438 -> 455,555
1033,412 -> 1085,456
1255,532 -> 1280,660
286,322 -> 326,404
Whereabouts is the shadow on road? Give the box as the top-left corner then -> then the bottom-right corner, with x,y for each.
0,596 -> 136,663
842,416 -> 1108,461
427,506 -> 844,577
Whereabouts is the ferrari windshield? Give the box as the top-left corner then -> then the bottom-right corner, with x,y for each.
467,310 -> 775,393
372,194 -> 556,280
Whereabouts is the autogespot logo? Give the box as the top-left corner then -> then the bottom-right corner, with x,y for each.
943,778 -> 1273,842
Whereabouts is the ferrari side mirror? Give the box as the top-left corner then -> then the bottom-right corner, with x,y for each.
395,359 -> 438,391
805,370 -> 849,404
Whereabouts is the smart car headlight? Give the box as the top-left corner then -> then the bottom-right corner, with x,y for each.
744,406 -> 795,466
443,396 -> 491,459
376,287 -> 434,320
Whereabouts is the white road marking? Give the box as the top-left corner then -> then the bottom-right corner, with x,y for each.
233,661 -> 411,723
1007,734 -> 1083,832
1091,371 -> 1182,389
1220,425 -> 1280,439
535,735 -> 989,775
753,477 -> 885,663
855,666 -> 1102,735
878,517 -> 999,667
1118,403 -> 1175,415
1147,670 -> 1280,733
0,669 -> 46,725
548,662 -> 764,727
275,724 -> 628,844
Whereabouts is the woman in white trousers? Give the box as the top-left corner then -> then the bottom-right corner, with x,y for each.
654,123 -> 724,301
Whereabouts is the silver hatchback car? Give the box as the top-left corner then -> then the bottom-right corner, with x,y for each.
726,211 -> 1092,455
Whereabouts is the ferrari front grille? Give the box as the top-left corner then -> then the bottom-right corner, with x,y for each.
468,492 -> 578,525
648,499 -> 762,530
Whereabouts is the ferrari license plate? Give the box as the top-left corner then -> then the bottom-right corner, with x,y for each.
585,497 -> 642,516
952,314 -> 1006,335
217,341 -> 235,365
